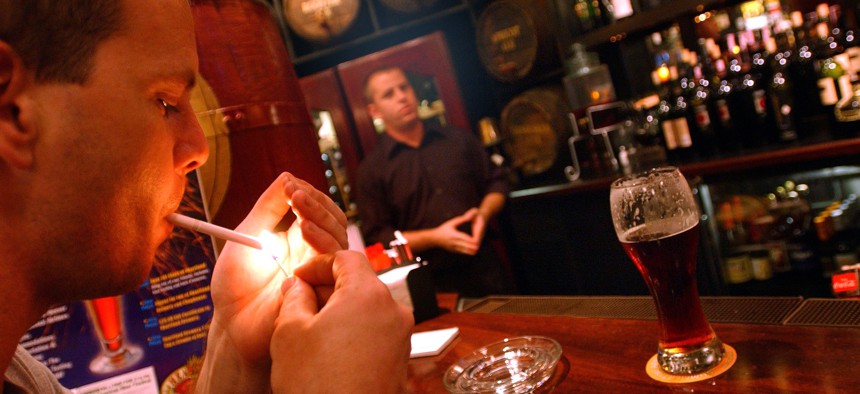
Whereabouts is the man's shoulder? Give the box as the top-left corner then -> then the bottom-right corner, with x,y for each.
5,345 -> 69,393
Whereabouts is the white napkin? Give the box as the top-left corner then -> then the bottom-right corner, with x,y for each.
410,327 -> 459,358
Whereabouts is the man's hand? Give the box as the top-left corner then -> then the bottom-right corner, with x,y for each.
403,208 -> 487,255
195,172 -> 348,393
271,251 -> 414,393
433,208 -> 481,255
470,210 -> 488,246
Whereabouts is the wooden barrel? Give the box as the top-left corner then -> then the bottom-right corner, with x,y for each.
500,88 -> 573,176
282,0 -> 361,42
475,0 -> 559,83
192,0 -> 328,231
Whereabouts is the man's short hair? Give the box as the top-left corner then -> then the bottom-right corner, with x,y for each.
0,0 -> 123,84
361,65 -> 405,104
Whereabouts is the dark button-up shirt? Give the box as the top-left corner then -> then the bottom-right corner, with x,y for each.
356,125 -> 510,246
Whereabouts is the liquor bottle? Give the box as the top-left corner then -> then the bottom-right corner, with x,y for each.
788,11 -> 826,133
719,200 -> 747,248
842,28 -> 860,80
712,59 -> 741,152
721,197 -> 753,285
835,25 -> 860,137
834,79 -> 860,137
632,94 -> 661,145
724,33 -> 749,150
725,32 -> 768,150
689,65 -> 718,157
750,246 -> 774,281
814,196 -> 860,273
815,20 -> 853,135
588,0 -> 605,28
695,38 -> 721,136
679,49 -> 696,100
571,0 -> 599,33
768,33 -> 800,143
771,181 -> 818,272
830,196 -> 859,270
596,0 -> 616,26
656,66 -> 695,164
742,29 -> 775,148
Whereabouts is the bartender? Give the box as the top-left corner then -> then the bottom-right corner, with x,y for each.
355,66 -> 516,297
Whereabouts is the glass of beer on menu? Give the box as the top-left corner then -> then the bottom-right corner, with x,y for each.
609,167 -> 732,379
85,295 -> 143,373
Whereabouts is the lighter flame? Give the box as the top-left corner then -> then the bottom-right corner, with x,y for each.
259,230 -> 290,276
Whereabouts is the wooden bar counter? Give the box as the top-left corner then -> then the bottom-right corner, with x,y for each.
406,295 -> 860,393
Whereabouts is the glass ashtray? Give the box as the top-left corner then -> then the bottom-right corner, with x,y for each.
443,336 -> 563,393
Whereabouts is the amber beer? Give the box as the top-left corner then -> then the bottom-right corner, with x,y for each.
610,167 -> 725,376
621,221 -> 716,350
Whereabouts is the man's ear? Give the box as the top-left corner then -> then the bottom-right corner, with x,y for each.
366,103 -> 380,121
0,41 -> 35,169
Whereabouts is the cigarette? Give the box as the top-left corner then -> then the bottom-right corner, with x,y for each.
167,213 -> 290,277
168,213 -> 263,249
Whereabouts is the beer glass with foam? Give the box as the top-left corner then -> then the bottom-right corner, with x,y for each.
609,167 -> 725,375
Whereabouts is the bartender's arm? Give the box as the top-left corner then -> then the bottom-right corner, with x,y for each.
401,210 -> 480,255
402,190 -> 506,254
472,191 -> 506,243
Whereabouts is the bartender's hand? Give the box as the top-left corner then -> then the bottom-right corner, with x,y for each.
434,208 -> 481,255
271,251 -> 414,393
195,172 -> 348,393
470,209 -> 488,246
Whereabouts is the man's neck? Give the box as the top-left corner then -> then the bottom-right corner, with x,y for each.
386,122 -> 425,148
0,258 -> 48,384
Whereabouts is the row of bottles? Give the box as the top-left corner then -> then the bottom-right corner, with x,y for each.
713,180 -> 860,300
632,2 -> 860,166
812,194 -> 858,298
814,194 -> 859,272
715,180 -> 819,286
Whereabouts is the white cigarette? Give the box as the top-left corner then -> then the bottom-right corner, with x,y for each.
167,213 -> 263,250
167,213 -> 290,277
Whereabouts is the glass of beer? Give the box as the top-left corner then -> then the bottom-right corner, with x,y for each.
609,167 -> 725,375
85,295 -> 143,373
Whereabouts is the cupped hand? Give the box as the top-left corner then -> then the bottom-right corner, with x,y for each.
204,172 -> 348,382
271,251 -> 414,393
435,208 -> 480,255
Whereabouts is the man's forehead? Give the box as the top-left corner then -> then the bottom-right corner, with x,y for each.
372,71 -> 409,92
374,69 -> 407,83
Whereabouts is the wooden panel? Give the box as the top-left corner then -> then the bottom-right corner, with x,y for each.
336,31 -> 471,156
192,0 -> 328,230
